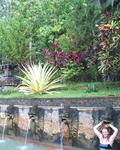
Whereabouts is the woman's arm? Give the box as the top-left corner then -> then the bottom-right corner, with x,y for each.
93,122 -> 102,139
109,124 -> 118,144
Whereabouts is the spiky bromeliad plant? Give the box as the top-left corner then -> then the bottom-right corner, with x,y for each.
18,62 -> 62,94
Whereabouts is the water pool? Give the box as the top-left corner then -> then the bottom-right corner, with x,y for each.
0,139 -> 53,150
0,138 -> 85,150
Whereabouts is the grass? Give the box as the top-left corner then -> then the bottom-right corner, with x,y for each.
0,81 -> 120,98
63,81 -> 120,89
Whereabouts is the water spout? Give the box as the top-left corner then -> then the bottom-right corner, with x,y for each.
2,117 -> 7,140
24,119 -> 31,144
60,132 -> 64,150
60,120 -> 64,150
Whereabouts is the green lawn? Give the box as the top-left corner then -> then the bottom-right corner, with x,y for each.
0,81 -> 120,98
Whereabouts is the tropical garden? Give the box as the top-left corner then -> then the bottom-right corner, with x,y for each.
0,0 -> 120,98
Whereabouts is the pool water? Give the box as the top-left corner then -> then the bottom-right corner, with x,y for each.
0,139 -> 84,150
0,139 -> 53,150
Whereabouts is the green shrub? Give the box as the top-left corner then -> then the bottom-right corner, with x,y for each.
85,83 -> 98,93
60,62 -> 81,81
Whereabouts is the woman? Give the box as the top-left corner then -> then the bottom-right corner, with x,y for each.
93,120 -> 118,150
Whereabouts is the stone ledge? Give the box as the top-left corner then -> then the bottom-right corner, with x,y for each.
0,96 -> 119,107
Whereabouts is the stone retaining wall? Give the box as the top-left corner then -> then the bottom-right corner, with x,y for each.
0,97 -> 120,150
0,96 -> 120,106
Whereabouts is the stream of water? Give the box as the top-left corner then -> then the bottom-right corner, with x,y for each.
1,117 -> 7,140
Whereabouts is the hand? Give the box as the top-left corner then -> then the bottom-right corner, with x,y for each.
103,120 -> 110,124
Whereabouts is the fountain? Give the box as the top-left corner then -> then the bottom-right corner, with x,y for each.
0,101 -> 119,150
27,105 -> 45,140
5,105 -> 19,136
24,119 -> 31,144
59,106 -> 79,146
1,116 -> 7,140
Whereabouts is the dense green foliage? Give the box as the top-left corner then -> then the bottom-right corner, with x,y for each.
0,16 -> 32,64
97,9 -> 120,81
0,0 -> 119,81
0,0 -> 100,62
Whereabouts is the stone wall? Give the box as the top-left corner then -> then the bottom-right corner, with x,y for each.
0,97 -> 120,150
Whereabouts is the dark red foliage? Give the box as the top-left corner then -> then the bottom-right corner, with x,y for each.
44,40 -> 83,67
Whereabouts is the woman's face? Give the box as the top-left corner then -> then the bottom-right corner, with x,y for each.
102,128 -> 109,138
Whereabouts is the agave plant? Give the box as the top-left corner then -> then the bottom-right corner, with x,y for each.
18,62 -> 62,94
